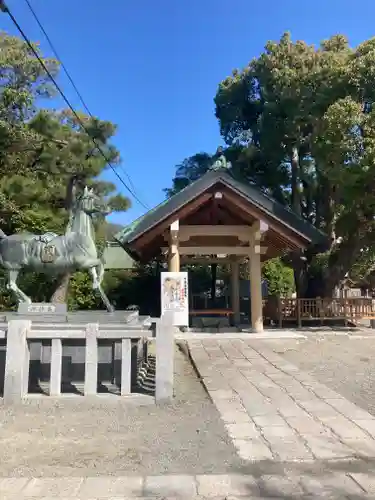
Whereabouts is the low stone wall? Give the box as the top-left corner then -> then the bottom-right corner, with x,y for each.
20,339 -> 148,392
0,313 -> 174,404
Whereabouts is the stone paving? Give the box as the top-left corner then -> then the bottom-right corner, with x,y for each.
188,338 -> 375,463
4,336 -> 375,498
263,334 -> 375,417
2,470 -> 375,498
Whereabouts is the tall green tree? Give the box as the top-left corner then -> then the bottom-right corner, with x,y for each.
215,33 -> 375,297
0,31 -> 130,306
165,153 -> 213,197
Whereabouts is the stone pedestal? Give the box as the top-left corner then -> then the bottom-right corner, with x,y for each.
16,304 -> 67,391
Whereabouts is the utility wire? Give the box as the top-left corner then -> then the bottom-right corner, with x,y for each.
23,0 -> 142,199
1,0 -> 149,210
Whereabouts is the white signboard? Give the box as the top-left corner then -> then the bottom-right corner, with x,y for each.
161,271 -> 189,326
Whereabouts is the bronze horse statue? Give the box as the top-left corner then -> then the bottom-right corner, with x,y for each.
0,183 -> 114,311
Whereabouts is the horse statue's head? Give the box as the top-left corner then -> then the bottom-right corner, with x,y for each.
76,186 -> 111,217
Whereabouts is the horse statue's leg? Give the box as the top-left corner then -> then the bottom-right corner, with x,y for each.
7,269 -> 32,304
89,265 -> 100,290
89,264 -> 115,313
97,259 -> 105,284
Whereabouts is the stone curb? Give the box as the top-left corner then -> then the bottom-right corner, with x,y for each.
0,471 -> 373,498
175,331 -> 307,340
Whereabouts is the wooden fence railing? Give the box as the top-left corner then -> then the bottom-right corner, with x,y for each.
0,313 -> 175,405
263,297 -> 375,327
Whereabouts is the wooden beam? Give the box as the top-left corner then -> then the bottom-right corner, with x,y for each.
222,189 -> 307,248
162,246 -> 268,255
179,221 -> 268,243
251,219 -> 269,240
181,257 -> 246,265
170,220 -> 179,231
132,192 -> 211,249
169,220 -> 179,254
179,225 -> 249,242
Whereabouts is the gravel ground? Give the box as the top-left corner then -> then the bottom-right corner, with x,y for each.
260,334 -> 375,416
0,346 -> 244,477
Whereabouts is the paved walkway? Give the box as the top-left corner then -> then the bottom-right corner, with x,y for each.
188,338 -> 375,463
4,337 -> 375,498
2,471 -> 375,498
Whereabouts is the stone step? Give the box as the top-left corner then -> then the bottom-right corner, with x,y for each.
137,380 -> 155,390
138,370 -> 154,378
135,356 -> 156,393
138,365 -> 155,376
139,375 -> 155,383
138,383 -> 155,392
31,356 -> 157,395
138,370 -> 155,378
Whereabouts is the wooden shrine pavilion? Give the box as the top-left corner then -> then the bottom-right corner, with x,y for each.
115,166 -> 326,332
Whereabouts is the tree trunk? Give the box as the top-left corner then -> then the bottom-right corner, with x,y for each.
289,146 -> 306,296
304,271 -> 326,298
50,273 -> 71,303
296,231 -> 364,299
291,146 -> 301,215
291,254 -> 308,297
211,263 -> 217,306
323,236 -> 363,296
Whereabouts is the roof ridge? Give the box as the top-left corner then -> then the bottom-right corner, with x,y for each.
115,168 -> 327,248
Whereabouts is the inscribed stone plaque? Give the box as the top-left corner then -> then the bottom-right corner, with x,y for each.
17,302 -> 67,315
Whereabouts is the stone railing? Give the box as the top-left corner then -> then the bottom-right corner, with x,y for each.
0,313 -> 174,405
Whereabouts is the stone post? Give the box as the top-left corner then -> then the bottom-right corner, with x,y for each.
120,338 -> 131,395
84,323 -> 98,395
50,339 -> 62,396
4,320 -> 31,404
155,312 -> 174,403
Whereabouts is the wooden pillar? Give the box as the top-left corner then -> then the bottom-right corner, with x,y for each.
168,220 -> 180,272
231,258 -> 241,325
249,239 -> 264,333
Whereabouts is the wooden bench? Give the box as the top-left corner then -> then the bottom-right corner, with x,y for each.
190,309 -> 234,328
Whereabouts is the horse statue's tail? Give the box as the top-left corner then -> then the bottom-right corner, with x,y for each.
0,229 -> 7,240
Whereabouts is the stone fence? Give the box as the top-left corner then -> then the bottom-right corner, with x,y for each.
0,313 -> 174,405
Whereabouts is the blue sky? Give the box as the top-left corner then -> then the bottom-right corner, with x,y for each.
2,0 -> 374,226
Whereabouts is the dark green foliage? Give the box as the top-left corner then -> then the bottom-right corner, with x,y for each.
0,31 -> 131,308
214,33 -> 375,295
262,259 -> 295,297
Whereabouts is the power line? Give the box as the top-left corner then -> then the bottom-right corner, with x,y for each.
23,0 -> 143,200
25,0 -> 92,117
1,0 -> 149,210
